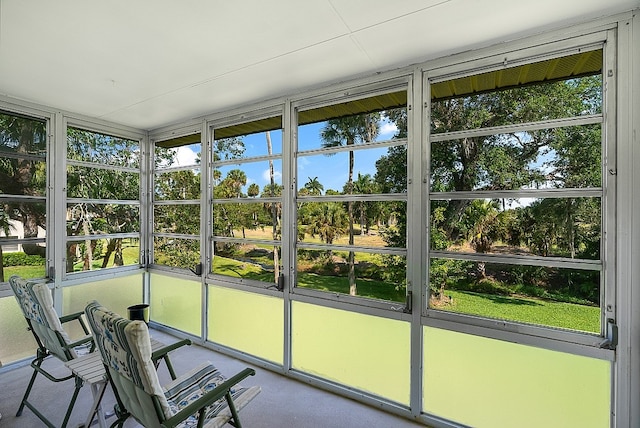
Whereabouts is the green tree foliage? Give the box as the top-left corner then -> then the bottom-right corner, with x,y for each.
321,113 -> 380,296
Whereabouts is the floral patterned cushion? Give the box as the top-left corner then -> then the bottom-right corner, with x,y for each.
9,275 -> 74,357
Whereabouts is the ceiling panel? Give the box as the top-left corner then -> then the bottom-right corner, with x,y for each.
0,0 -> 636,131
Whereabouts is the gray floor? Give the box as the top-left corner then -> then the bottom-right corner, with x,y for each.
0,330 -> 426,427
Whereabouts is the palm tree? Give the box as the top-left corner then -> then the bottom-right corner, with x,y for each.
320,114 -> 379,296
304,177 -> 324,196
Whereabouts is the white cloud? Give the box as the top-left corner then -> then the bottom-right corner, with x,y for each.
173,146 -> 199,166
379,122 -> 398,138
298,157 -> 310,170
262,168 -> 282,182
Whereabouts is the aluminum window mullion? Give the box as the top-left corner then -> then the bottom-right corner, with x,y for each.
431,250 -> 601,270
153,232 -> 199,240
297,138 -> 406,158
153,199 -> 200,206
297,193 -> 407,203
66,232 -> 140,242
431,188 -> 602,200
212,236 -> 280,247
211,197 -> 280,204
212,153 -> 281,167
296,241 -> 407,256
0,152 -> 46,162
155,164 -> 201,174
66,159 -> 139,173
67,198 -> 140,205
0,194 -> 46,202
430,114 -> 603,143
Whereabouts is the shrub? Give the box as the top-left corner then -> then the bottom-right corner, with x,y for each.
2,252 -> 46,267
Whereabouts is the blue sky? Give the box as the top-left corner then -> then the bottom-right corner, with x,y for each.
169,118 -> 398,194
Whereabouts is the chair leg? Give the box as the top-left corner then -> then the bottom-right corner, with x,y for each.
60,376 -> 83,428
225,392 -> 242,428
16,361 -> 40,416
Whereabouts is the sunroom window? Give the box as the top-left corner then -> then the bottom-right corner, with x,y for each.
153,134 -> 202,271
0,111 -> 48,282
211,115 -> 283,288
426,49 -> 608,335
66,126 -> 141,274
294,89 -> 408,305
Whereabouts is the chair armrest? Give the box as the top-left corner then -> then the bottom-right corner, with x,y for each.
59,311 -> 84,324
60,311 -> 91,335
151,339 -> 192,362
161,368 -> 256,428
65,334 -> 94,349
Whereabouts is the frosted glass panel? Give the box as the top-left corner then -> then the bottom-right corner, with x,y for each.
63,274 -> 143,317
292,301 -> 410,405
0,296 -> 37,364
423,327 -> 610,428
208,285 -> 283,365
150,274 -> 201,336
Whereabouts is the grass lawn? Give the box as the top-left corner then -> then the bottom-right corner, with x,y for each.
438,289 -> 600,333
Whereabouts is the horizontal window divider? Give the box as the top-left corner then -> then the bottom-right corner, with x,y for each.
430,187 -> 602,200
212,236 -> 280,246
66,159 -> 139,173
206,275 -> 282,295
297,242 -> 406,256
149,264 -> 201,277
297,138 -> 407,157
67,198 -> 140,205
297,193 -> 406,203
291,287 -> 412,321
0,151 -> 46,162
154,232 -> 199,240
430,250 -> 601,270
429,114 -> 602,143
154,164 -> 201,173
423,312 -> 612,361
0,194 -> 46,202
212,153 -> 281,167
212,197 -> 281,204
153,199 -> 200,206
66,232 -> 140,242
64,263 -> 143,281
0,237 -> 46,245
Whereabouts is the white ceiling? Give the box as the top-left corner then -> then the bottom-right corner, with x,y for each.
0,0 -> 637,131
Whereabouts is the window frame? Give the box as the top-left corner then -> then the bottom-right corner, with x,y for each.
207,107 -> 285,291
421,34 -> 616,352
63,119 -> 145,280
291,78 -> 413,312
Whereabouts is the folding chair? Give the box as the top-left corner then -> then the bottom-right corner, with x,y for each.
84,300 -> 261,428
9,275 -> 94,428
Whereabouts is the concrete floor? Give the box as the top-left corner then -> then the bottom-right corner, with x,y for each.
0,330 -> 426,428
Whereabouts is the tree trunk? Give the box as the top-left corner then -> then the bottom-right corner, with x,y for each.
0,246 -> 4,283
348,148 -> 356,296
266,131 -> 280,283
102,239 -> 117,268
114,239 -> 123,266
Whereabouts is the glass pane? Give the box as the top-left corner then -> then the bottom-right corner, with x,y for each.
214,128 -> 282,159
297,201 -> 406,248
213,242 -> 282,285
67,203 -> 140,234
213,160 -> 283,199
0,201 -> 46,240
0,245 -> 47,280
155,143 -> 201,168
296,249 -> 406,303
213,202 -> 281,240
430,198 -> 601,260
67,127 -> 140,168
0,158 -> 46,196
153,236 -> 200,268
428,258 -> 600,333
67,166 -> 139,199
0,112 -> 46,156
430,74 -> 602,134
66,238 -> 139,273
298,147 -> 401,195
298,106 -> 406,152
154,169 -> 201,200
154,205 -> 200,235
430,124 -> 601,192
